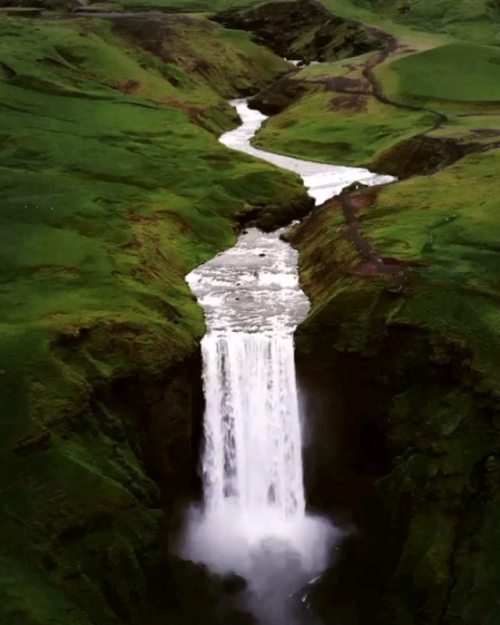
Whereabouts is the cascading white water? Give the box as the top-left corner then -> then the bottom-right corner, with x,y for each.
220,99 -> 395,205
181,99 -> 395,624
186,227 -> 312,543
202,332 -> 305,519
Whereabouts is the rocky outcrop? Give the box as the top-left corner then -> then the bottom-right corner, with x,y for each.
215,0 -> 381,64
371,134 -> 474,178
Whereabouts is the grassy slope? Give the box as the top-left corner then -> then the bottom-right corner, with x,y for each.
361,151 -> 500,382
253,49 -> 435,166
251,0 -> 500,165
256,87 -> 432,165
385,42 -> 500,105
320,0 -> 500,46
0,13 -> 310,625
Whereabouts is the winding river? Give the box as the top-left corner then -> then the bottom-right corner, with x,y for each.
181,99 -> 394,624
220,100 -> 394,205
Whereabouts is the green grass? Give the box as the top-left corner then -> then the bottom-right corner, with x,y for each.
0,15 -> 298,400
363,149 -> 500,379
388,42 -> 500,105
320,0 -> 500,46
0,14 -> 308,624
297,147 -> 500,383
254,88 -> 433,166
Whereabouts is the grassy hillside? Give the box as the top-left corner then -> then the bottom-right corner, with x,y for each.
321,0 -> 500,45
256,87 -> 432,164
0,13 -> 310,625
386,42 -> 500,105
244,1 -> 500,168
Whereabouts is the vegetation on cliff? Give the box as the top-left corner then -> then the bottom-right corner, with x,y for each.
291,155 -> 500,625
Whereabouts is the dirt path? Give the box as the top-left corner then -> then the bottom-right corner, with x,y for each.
291,20 -> 498,288
301,26 -> 447,133
339,188 -> 409,290
295,29 -> 424,289
361,31 -> 448,130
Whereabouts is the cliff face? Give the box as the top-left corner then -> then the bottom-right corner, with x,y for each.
290,184 -> 500,625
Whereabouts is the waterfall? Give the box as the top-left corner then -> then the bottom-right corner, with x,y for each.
202,331 -> 305,521
186,228 -> 310,534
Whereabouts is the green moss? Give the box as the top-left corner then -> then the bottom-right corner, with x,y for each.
362,150 -> 500,380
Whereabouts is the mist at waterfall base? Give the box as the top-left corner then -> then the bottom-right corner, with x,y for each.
179,230 -> 340,625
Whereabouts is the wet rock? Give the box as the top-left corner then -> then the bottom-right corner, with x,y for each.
249,76 -> 309,115
221,572 -> 247,595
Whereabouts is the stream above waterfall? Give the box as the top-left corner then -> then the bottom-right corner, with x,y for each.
220,99 -> 395,205
180,99 -> 395,624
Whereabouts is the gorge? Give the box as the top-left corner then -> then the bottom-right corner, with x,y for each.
1,2 -> 499,625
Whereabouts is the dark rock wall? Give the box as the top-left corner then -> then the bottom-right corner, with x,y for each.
291,204 -> 500,625
215,0 -> 381,64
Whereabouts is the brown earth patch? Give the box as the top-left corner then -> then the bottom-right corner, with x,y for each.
330,93 -> 368,112
324,76 -> 366,92
350,188 -> 380,211
471,128 -> 500,138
